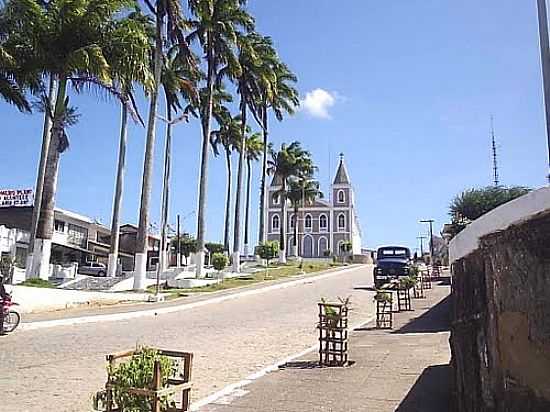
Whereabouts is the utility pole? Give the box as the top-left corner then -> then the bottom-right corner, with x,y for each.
537,0 -> 550,183
491,116 -> 500,186
176,214 -> 181,267
420,219 -> 435,264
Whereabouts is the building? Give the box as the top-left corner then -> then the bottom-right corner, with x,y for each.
265,154 -> 362,258
0,206 -> 160,273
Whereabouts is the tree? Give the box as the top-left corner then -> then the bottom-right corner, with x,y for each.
209,100 -> 240,252
171,234 -> 198,266
257,58 -> 299,244
3,0 -> 133,279
256,240 -> 278,279
267,142 -> 315,263
0,45 -> 37,112
105,11 -> 154,277
188,0 -> 254,278
133,0 -> 195,289
211,252 -> 228,277
448,186 -> 531,237
287,177 -> 322,257
243,132 -> 263,257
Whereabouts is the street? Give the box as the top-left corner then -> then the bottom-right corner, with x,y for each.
0,265 -> 375,412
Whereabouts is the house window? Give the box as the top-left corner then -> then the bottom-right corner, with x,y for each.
338,190 -> 345,203
319,214 -> 328,231
305,214 -> 312,231
338,213 -> 346,231
67,224 -> 88,248
272,215 -> 280,232
54,220 -> 65,233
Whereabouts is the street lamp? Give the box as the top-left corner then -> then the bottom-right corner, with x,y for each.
419,220 -> 435,264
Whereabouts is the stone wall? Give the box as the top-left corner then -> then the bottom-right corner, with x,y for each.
450,210 -> 550,412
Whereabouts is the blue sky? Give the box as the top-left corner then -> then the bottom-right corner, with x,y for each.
1,0 -> 548,252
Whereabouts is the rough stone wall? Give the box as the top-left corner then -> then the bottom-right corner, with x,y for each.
451,211 -> 550,412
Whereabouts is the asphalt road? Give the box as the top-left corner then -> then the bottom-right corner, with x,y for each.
0,264 -> 375,412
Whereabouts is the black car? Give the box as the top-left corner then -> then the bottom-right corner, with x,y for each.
373,246 -> 412,288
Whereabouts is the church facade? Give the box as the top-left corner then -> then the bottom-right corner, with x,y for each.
265,155 -> 362,258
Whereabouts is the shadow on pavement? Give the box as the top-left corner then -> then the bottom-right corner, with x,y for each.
396,364 -> 452,412
392,295 -> 451,334
279,361 -> 322,370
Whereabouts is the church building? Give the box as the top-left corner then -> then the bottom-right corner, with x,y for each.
265,154 -> 362,258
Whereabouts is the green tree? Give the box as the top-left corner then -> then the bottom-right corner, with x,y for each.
170,234 -> 198,266
268,142 -> 315,263
243,132 -> 263,256
256,240 -> 278,279
287,177 -> 323,257
449,185 -> 531,237
2,0 -> 135,278
188,0 -> 254,278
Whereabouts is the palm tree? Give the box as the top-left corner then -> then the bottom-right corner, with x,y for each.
133,0 -> 195,289
243,132 -> 263,256
210,109 -> 241,252
155,46 -> 199,291
3,0 -> 134,279
287,177 -> 323,257
105,13 -> 154,278
188,0 -> 254,277
267,142 -> 314,263
0,45 -> 35,112
257,60 -> 299,244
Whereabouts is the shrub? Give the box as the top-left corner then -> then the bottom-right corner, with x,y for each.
19,278 -> 55,288
256,241 -> 279,263
107,347 -> 176,412
211,253 -> 228,272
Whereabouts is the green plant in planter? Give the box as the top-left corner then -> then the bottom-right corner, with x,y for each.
107,347 -> 176,412
374,291 -> 392,303
212,253 -> 228,277
399,276 -> 417,290
319,296 -> 351,329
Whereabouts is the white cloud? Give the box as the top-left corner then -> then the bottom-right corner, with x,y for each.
300,88 -> 338,119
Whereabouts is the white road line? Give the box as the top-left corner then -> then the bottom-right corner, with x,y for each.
20,266 -> 365,331
190,315 -> 376,411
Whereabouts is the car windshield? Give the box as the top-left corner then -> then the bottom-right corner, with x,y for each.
377,248 -> 410,259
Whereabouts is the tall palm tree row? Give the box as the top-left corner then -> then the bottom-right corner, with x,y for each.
188,0 -> 254,278
267,142 -> 315,263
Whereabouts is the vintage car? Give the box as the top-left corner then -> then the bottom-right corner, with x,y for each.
373,246 -> 412,288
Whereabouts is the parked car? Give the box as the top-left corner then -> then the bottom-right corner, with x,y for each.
78,262 -> 107,277
373,246 -> 412,288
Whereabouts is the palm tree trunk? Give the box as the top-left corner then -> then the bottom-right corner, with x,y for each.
156,103 -> 172,295
258,102 -> 268,244
195,35 -> 215,278
34,76 -> 68,280
26,75 -> 57,279
232,95 -> 247,272
279,178 -> 287,263
134,11 -> 163,290
223,147 -> 232,252
244,157 -> 252,256
107,100 -> 129,278
293,203 -> 299,257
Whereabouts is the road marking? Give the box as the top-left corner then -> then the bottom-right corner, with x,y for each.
20,266 -> 366,331
190,315 -> 376,411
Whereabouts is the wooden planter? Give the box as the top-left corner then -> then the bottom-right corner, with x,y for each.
413,277 -> 425,299
375,295 -> 393,329
397,287 -> 412,311
318,302 -> 349,367
422,269 -> 432,290
95,349 -> 193,412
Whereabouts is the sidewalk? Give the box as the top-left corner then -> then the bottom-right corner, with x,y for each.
199,278 -> 452,412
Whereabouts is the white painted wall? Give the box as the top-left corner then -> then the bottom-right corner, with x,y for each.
449,187 -> 550,263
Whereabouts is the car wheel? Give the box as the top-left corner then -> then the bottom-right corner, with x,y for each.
98,270 -> 106,277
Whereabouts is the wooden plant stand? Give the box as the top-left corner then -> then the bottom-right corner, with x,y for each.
318,302 -> 349,367
96,349 -> 193,412
376,296 -> 393,329
397,287 -> 412,311
422,269 -> 432,290
413,276 -> 425,299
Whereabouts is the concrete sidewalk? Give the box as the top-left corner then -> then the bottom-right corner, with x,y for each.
199,279 -> 452,412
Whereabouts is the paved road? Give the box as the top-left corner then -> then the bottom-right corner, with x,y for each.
0,265 -> 375,412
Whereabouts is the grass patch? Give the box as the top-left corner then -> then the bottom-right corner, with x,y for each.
19,278 -> 56,288
154,262 -> 341,296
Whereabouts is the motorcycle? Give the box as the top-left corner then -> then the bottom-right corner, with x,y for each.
2,294 -> 20,333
